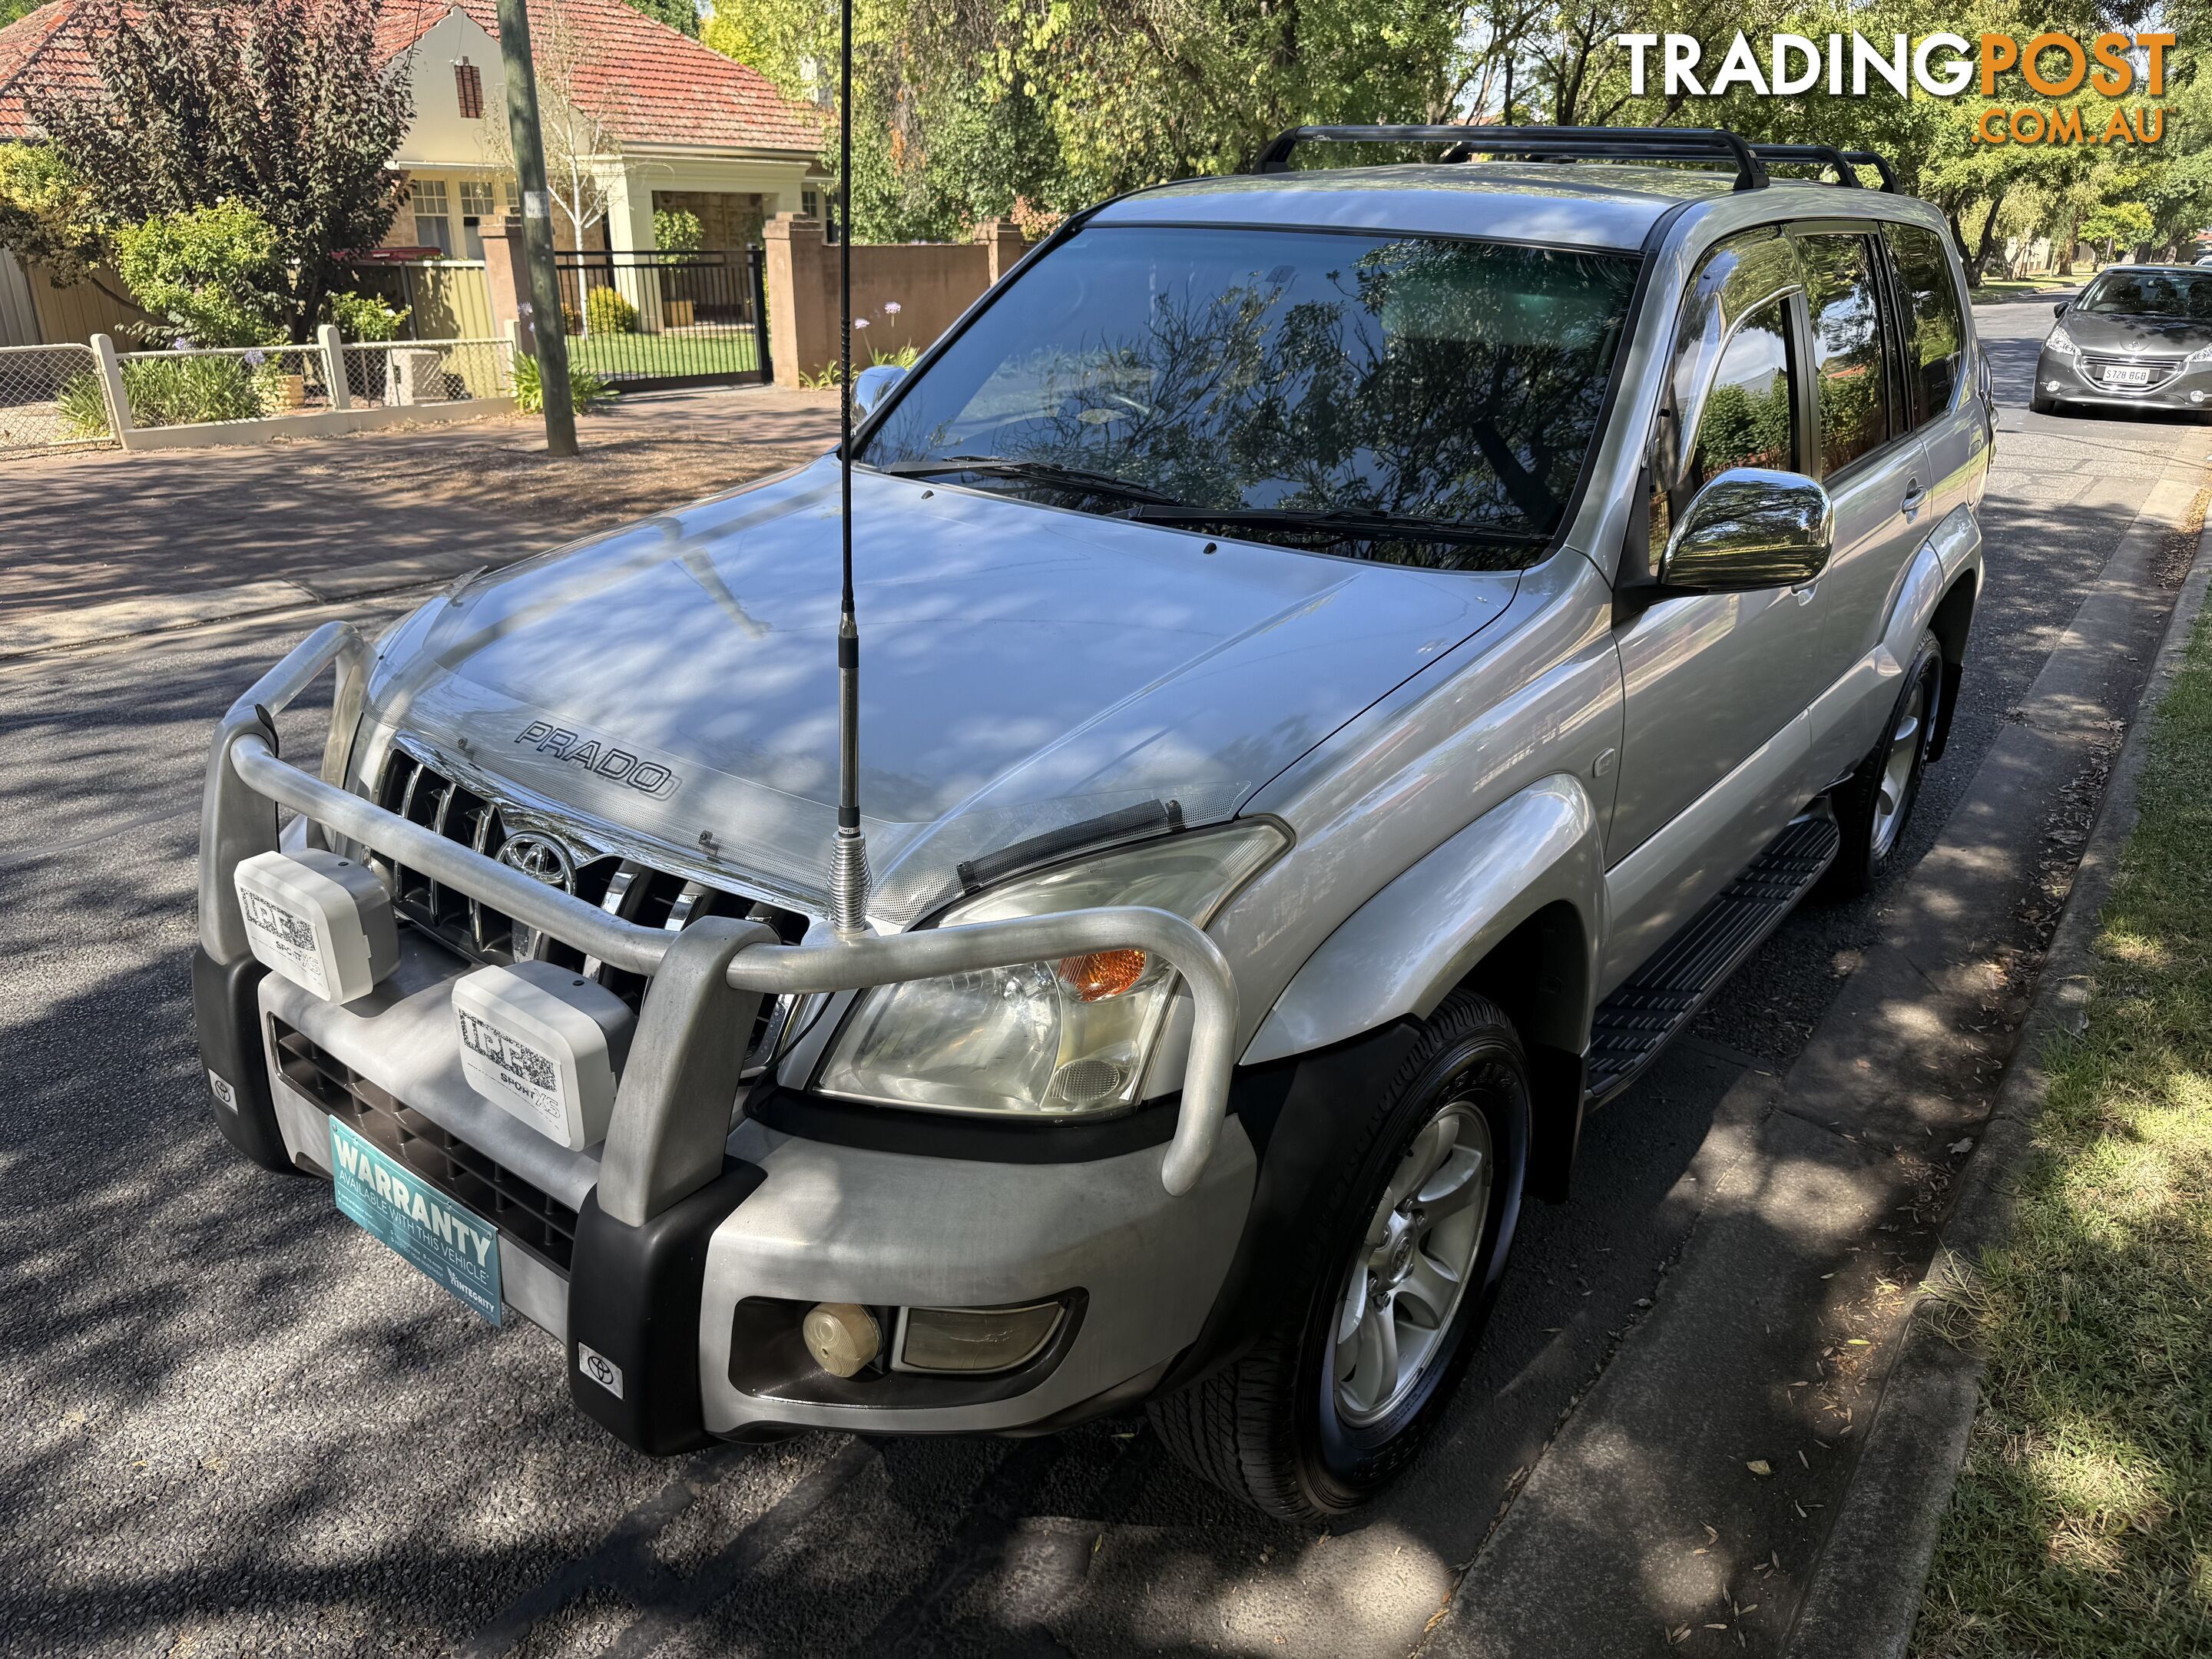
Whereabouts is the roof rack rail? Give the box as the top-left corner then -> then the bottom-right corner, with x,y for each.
1749,143 -> 1898,192
1249,124 -> 1770,193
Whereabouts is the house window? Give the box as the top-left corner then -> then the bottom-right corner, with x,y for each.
801,187 -> 822,222
412,178 -> 452,255
459,180 -> 497,259
454,59 -> 483,119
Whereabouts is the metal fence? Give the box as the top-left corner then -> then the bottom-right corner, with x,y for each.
0,343 -> 115,456
553,249 -> 770,389
112,343 -> 336,429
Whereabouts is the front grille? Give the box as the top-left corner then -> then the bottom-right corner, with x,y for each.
372,746 -> 807,1068
273,1018 -> 579,1272
2080,353 -> 2181,391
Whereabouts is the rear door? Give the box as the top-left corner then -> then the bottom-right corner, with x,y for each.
1788,224 -> 1933,785
1882,220 -> 1985,534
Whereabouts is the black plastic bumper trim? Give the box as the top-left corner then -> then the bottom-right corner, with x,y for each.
193,946 -> 299,1176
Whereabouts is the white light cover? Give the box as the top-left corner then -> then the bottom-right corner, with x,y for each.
452,961 -> 634,1150
234,849 -> 397,1004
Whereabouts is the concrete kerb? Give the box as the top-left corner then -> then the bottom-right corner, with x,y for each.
1782,488 -> 2212,1659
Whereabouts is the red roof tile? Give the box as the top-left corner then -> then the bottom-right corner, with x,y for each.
1,0 -> 823,152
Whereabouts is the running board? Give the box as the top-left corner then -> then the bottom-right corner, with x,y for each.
1584,812 -> 1840,1106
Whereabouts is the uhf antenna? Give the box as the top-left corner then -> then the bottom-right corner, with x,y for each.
826,0 -> 869,939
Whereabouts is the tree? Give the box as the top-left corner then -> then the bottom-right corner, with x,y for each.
24,0 -> 412,341
621,0 -> 700,35
478,0 -> 624,249
111,200 -> 291,345
0,144 -> 102,285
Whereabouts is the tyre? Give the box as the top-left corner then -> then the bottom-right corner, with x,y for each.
1824,631 -> 1942,897
2029,387 -> 2061,415
1148,992 -> 1530,1520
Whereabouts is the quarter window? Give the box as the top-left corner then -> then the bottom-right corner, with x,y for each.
1687,296 -> 1798,492
1799,233 -> 1891,474
1883,224 -> 1965,425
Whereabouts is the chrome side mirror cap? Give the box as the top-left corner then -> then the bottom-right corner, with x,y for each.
1661,468 -> 1834,592
853,363 -> 908,417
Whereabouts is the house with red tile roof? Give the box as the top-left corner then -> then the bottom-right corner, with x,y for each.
0,0 -> 827,264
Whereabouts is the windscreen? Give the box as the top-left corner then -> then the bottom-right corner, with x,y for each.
2076,269 -> 2212,320
859,224 -> 1641,569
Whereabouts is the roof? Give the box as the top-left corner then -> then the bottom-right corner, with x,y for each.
1095,163 -> 1735,253
1,0 -> 824,153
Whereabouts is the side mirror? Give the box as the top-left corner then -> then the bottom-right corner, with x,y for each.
2053,300 -> 2070,316
853,363 -> 907,417
1661,468 -> 1833,592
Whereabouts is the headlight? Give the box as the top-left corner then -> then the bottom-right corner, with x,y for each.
2186,343 -> 2212,366
816,822 -> 1285,1118
2045,326 -> 2078,356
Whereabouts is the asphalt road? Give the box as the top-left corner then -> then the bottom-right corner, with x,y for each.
2,293 -> 2203,1659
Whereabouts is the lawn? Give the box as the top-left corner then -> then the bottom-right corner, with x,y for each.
1914,602 -> 2212,1657
564,329 -> 760,382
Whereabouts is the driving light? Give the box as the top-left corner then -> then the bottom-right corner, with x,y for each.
2045,326 -> 2078,356
816,821 -> 1284,1118
235,849 -> 397,1004
896,1301 -> 1067,1373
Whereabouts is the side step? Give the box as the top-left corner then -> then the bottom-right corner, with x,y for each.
1584,813 -> 1840,1106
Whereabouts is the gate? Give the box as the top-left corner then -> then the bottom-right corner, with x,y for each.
552,249 -> 771,391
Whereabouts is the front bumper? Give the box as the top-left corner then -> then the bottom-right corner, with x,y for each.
196,624 -> 1251,1449
2037,347 -> 2212,410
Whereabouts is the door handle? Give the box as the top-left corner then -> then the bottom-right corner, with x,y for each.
1901,477 -> 1927,514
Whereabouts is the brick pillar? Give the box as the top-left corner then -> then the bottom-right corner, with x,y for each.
479,214 -> 534,352
975,219 -> 1029,285
763,212 -> 832,389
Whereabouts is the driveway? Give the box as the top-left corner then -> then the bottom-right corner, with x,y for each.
0,295 -> 2203,1658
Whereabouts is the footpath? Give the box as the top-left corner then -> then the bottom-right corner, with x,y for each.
0,383 -> 837,660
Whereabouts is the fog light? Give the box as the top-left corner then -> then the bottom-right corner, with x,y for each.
802,1302 -> 880,1377
896,1300 -> 1066,1373
2192,391 -> 2206,405
2045,379 -> 2063,392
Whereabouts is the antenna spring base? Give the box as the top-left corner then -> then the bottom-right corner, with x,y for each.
828,826 -> 872,939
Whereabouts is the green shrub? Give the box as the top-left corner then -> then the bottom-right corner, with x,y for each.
324,290 -> 409,342
119,352 -> 268,426
55,371 -> 111,439
112,202 -> 290,347
653,207 -> 704,253
512,351 -> 618,416
584,286 -> 638,335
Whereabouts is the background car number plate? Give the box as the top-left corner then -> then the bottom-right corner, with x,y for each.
2105,365 -> 2152,386
329,1118 -> 502,1323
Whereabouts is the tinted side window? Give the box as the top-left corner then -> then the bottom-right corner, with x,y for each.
1882,224 -> 1965,423
1799,234 -> 1891,474
1688,296 -> 1797,492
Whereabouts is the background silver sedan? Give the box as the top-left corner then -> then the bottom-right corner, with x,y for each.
2032,264 -> 2212,416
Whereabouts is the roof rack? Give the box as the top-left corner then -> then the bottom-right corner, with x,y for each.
1750,143 -> 1899,192
1250,124 -> 1770,193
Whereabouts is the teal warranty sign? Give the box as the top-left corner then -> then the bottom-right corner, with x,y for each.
329,1118 -> 503,1324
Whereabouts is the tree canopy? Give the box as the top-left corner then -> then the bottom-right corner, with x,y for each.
701,0 -> 2209,269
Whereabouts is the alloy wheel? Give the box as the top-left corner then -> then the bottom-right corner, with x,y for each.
1332,1099 -> 1495,1427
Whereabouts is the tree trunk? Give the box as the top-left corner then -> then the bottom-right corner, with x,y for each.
1969,188 -> 2008,288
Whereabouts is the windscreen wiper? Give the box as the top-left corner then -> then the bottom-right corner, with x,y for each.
1118,504 -> 1548,546
879,456 -> 1184,506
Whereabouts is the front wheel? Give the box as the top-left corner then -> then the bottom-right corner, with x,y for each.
2030,387 -> 2062,415
1147,992 -> 1530,1520
1825,631 -> 1942,897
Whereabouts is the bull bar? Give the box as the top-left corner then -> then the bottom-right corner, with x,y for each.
199,623 -> 1241,1220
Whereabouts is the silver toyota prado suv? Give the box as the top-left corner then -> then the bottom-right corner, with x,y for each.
194,127 -> 1989,1521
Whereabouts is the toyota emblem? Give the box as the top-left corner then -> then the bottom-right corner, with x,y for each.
498,833 -> 575,959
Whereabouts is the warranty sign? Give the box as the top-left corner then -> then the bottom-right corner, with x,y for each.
329,1118 -> 503,1324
